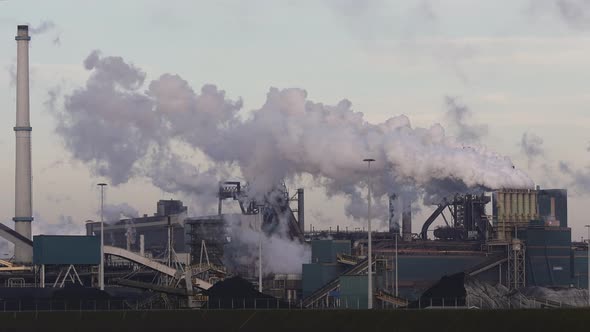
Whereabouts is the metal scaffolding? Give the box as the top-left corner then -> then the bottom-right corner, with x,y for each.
507,240 -> 526,290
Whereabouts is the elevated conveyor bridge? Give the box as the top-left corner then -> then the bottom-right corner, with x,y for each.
0,222 -> 33,249
103,246 -> 213,290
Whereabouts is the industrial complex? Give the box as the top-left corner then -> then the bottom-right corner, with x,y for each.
0,24 -> 588,312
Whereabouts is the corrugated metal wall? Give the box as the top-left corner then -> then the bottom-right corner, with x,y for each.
524,227 -> 572,287
311,240 -> 351,264
339,275 -> 369,309
302,263 -> 347,298
33,235 -> 100,265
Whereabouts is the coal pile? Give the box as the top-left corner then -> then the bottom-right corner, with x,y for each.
410,272 -> 571,309
204,277 -> 289,309
0,287 -> 126,311
411,273 -> 467,308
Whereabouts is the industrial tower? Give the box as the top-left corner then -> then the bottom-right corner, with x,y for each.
13,25 -> 33,264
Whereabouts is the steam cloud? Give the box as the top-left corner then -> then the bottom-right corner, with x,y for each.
50,50 -> 533,222
102,203 -> 139,222
0,214 -> 86,259
520,132 -> 544,166
29,20 -> 61,46
444,96 -> 488,143
224,214 -> 310,275
29,21 -> 56,34
553,0 -> 590,28
559,161 -> 590,194
32,213 -> 85,236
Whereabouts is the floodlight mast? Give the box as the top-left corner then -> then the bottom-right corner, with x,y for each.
363,158 -> 375,309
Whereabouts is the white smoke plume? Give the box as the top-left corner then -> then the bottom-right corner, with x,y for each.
444,96 -> 488,143
224,214 -> 310,275
125,219 -> 137,246
28,20 -> 61,46
29,20 -> 56,34
102,203 -> 139,222
50,51 -> 533,222
520,132 -> 544,167
32,214 -> 84,236
559,161 -> 590,194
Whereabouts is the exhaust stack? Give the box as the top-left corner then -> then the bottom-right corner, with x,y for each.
13,25 -> 33,264
402,199 -> 412,242
388,193 -> 400,235
297,188 -> 304,233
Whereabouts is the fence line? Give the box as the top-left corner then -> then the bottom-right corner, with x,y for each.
0,295 -> 571,312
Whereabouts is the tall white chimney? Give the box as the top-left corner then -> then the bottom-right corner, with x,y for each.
13,25 -> 33,264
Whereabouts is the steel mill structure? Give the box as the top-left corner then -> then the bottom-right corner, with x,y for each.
0,24 -> 587,311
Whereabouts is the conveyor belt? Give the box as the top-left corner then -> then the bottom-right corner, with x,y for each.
466,255 -> 507,277
104,245 -> 212,290
0,223 -> 33,247
303,258 -> 369,307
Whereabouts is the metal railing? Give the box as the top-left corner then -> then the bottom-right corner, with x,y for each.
0,296 -> 577,312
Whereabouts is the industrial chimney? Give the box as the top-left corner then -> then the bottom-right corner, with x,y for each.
402,199 -> 412,242
297,188 -> 304,233
13,25 -> 33,264
388,193 -> 400,235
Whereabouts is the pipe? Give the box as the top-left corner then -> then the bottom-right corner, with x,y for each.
140,234 -> 145,257
258,211 -> 263,293
524,193 -> 531,222
402,199 -> 412,242
365,159 -> 374,309
13,25 -> 33,264
511,192 -> 518,220
530,191 -> 539,220
297,188 -> 304,233
518,192 -> 524,221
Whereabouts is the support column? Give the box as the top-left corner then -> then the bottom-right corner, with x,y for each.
40,265 -> 45,288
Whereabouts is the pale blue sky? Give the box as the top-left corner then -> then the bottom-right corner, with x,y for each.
0,0 -> 589,241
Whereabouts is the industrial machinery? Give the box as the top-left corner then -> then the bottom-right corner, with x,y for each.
420,194 -> 492,241
217,181 -> 305,242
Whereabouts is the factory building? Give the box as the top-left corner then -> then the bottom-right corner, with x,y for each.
302,187 -> 586,308
185,215 -> 228,267
302,240 -> 351,298
86,200 -> 189,260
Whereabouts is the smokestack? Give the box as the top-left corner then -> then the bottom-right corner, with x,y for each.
13,25 -> 33,264
402,199 -> 412,242
297,188 -> 304,233
140,234 -> 145,257
389,194 -> 400,235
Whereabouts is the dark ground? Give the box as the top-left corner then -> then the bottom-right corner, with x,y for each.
0,309 -> 589,332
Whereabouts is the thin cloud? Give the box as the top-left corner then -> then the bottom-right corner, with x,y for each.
444,96 -> 488,143
528,0 -> 590,30
520,132 -> 545,167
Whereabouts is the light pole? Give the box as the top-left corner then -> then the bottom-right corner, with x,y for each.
395,233 -> 398,297
97,183 -> 107,291
258,206 -> 263,293
363,158 -> 375,309
586,225 -> 590,306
